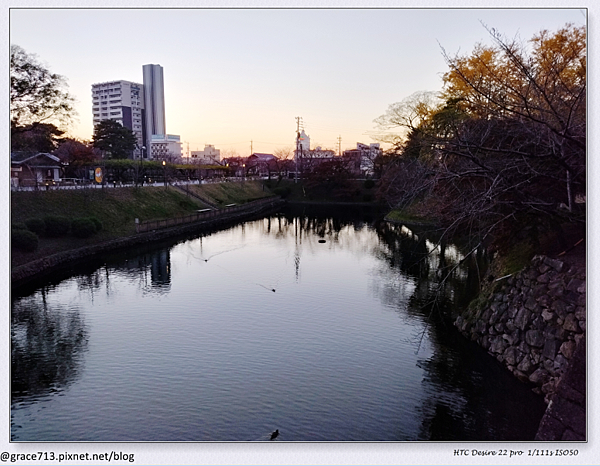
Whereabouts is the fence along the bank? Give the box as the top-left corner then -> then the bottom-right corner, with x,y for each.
135,197 -> 280,233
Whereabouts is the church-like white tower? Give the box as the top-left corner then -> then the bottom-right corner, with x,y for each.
298,129 -> 310,151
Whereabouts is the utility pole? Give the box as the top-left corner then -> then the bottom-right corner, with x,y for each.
337,136 -> 342,157
295,117 -> 303,183
250,140 -> 253,156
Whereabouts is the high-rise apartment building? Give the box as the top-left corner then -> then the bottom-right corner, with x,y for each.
92,64 -> 172,160
91,80 -> 145,158
143,64 -> 166,152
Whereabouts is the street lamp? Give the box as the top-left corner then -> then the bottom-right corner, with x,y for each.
141,146 -> 145,186
162,160 -> 167,188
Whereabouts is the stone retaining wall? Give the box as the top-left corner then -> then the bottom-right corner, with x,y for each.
454,255 -> 585,401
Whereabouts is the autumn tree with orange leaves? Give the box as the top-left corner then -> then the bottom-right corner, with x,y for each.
377,23 -> 585,250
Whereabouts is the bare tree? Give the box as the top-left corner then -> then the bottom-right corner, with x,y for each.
10,45 -> 76,129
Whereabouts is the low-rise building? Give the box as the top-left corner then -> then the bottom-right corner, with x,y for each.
343,143 -> 382,177
150,134 -> 183,162
11,152 -> 63,188
190,144 -> 221,165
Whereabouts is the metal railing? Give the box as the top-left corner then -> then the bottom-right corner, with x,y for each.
135,197 -> 280,233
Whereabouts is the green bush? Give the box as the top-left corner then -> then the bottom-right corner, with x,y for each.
12,222 -> 28,230
71,218 -> 97,238
87,216 -> 103,232
12,228 -> 39,252
364,179 -> 375,189
273,187 -> 291,198
25,218 -> 46,235
43,215 -> 71,237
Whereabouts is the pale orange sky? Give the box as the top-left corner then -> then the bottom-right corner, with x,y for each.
9,8 -> 587,156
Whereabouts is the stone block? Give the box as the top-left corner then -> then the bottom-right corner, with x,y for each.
541,309 -> 554,322
543,257 -> 565,272
474,319 -> 488,334
481,335 -> 490,350
514,307 -> 531,331
507,306 -> 519,319
547,285 -> 565,298
536,294 -> 551,307
524,296 -> 538,311
542,379 -> 557,394
489,336 -> 508,354
563,313 -> 580,332
538,264 -> 551,274
529,368 -> 550,385
543,359 -> 556,374
532,316 -> 545,330
525,329 -> 545,347
517,355 -> 534,374
533,284 -> 549,298
537,272 -> 551,283
542,338 -> 560,360
503,330 -> 520,346
563,290 -> 580,305
503,346 -> 520,366
566,278 -> 584,293
518,341 -> 530,354
553,354 -> 568,375
513,370 -> 531,383
559,340 -> 576,359
551,299 -> 567,317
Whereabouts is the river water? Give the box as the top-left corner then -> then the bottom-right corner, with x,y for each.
11,205 -> 546,441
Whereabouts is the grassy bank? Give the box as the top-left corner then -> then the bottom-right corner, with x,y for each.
11,181 -> 275,268
189,180 -> 273,206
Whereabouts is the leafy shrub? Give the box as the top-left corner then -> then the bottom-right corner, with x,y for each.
71,218 -> 97,238
25,218 -> 46,235
12,222 -> 27,230
87,216 -> 103,232
273,187 -> 291,198
12,228 -> 39,252
43,215 -> 71,237
364,179 -> 375,189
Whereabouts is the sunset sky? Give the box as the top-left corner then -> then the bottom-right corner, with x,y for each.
3,4 -> 598,465
9,7 -> 586,156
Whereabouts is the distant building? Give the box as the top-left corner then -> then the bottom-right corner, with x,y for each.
143,64 -> 166,154
343,143 -> 382,176
298,130 -> 310,151
11,152 -> 63,188
91,80 -> 145,158
191,144 -> 221,164
246,153 -> 276,177
92,63 -> 171,160
150,134 -> 183,161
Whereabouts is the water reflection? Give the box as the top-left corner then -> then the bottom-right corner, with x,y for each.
11,205 -> 545,441
75,248 -> 173,294
11,292 -> 89,402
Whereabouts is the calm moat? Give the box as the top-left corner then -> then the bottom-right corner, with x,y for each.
11,206 -> 546,441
